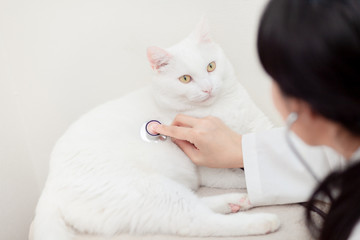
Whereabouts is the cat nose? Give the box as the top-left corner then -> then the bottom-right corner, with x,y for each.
202,88 -> 213,94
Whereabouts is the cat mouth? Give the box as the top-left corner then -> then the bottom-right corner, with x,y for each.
200,95 -> 213,103
188,94 -> 215,104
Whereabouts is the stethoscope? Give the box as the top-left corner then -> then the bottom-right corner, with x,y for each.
285,112 -> 320,182
140,120 -> 168,143
285,112 -> 331,218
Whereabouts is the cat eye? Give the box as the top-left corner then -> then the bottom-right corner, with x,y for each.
207,61 -> 216,72
179,75 -> 192,84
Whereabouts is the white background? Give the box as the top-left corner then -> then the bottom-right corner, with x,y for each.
0,0 -> 282,239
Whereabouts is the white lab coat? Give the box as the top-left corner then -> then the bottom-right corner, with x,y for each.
242,127 -> 346,206
242,127 -> 360,239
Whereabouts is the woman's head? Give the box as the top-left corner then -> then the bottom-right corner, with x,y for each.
257,0 -> 360,149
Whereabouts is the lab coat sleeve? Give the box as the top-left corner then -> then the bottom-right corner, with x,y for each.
242,127 -> 346,206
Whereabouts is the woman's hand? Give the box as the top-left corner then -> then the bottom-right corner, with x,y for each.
155,114 -> 243,168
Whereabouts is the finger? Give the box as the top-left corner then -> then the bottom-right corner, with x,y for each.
155,124 -> 193,141
173,139 -> 201,164
172,114 -> 200,128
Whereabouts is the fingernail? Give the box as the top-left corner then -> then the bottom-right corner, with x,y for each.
153,124 -> 161,133
150,125 -> 157,132
147,121 -> 160,135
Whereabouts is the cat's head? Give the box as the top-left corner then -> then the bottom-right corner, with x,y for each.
147,20 -> 237,112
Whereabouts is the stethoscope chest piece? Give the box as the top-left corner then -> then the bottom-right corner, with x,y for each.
140,120 -> 167,143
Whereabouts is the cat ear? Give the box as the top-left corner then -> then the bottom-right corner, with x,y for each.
189,17 -> 212,43
147,46 -> 171,72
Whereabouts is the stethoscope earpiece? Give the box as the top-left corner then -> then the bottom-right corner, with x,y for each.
286,112 -> 298,127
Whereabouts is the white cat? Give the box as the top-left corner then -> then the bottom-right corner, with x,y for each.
31,21 -> 280,240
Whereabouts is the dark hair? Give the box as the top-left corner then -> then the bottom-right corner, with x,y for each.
257,0 -> 360,239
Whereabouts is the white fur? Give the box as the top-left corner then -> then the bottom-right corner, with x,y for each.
31,21 -> 279,240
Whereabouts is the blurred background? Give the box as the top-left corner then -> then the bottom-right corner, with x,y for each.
0,0 -> 282,239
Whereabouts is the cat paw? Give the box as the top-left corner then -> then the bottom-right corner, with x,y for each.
202,193 -> 253,214
226,193 -> 252,213
246,213 -> 280,235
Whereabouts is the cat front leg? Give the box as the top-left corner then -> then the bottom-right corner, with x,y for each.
119,175 -> 280,237
198,167 -> 246,189
201,193 -> 253,214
